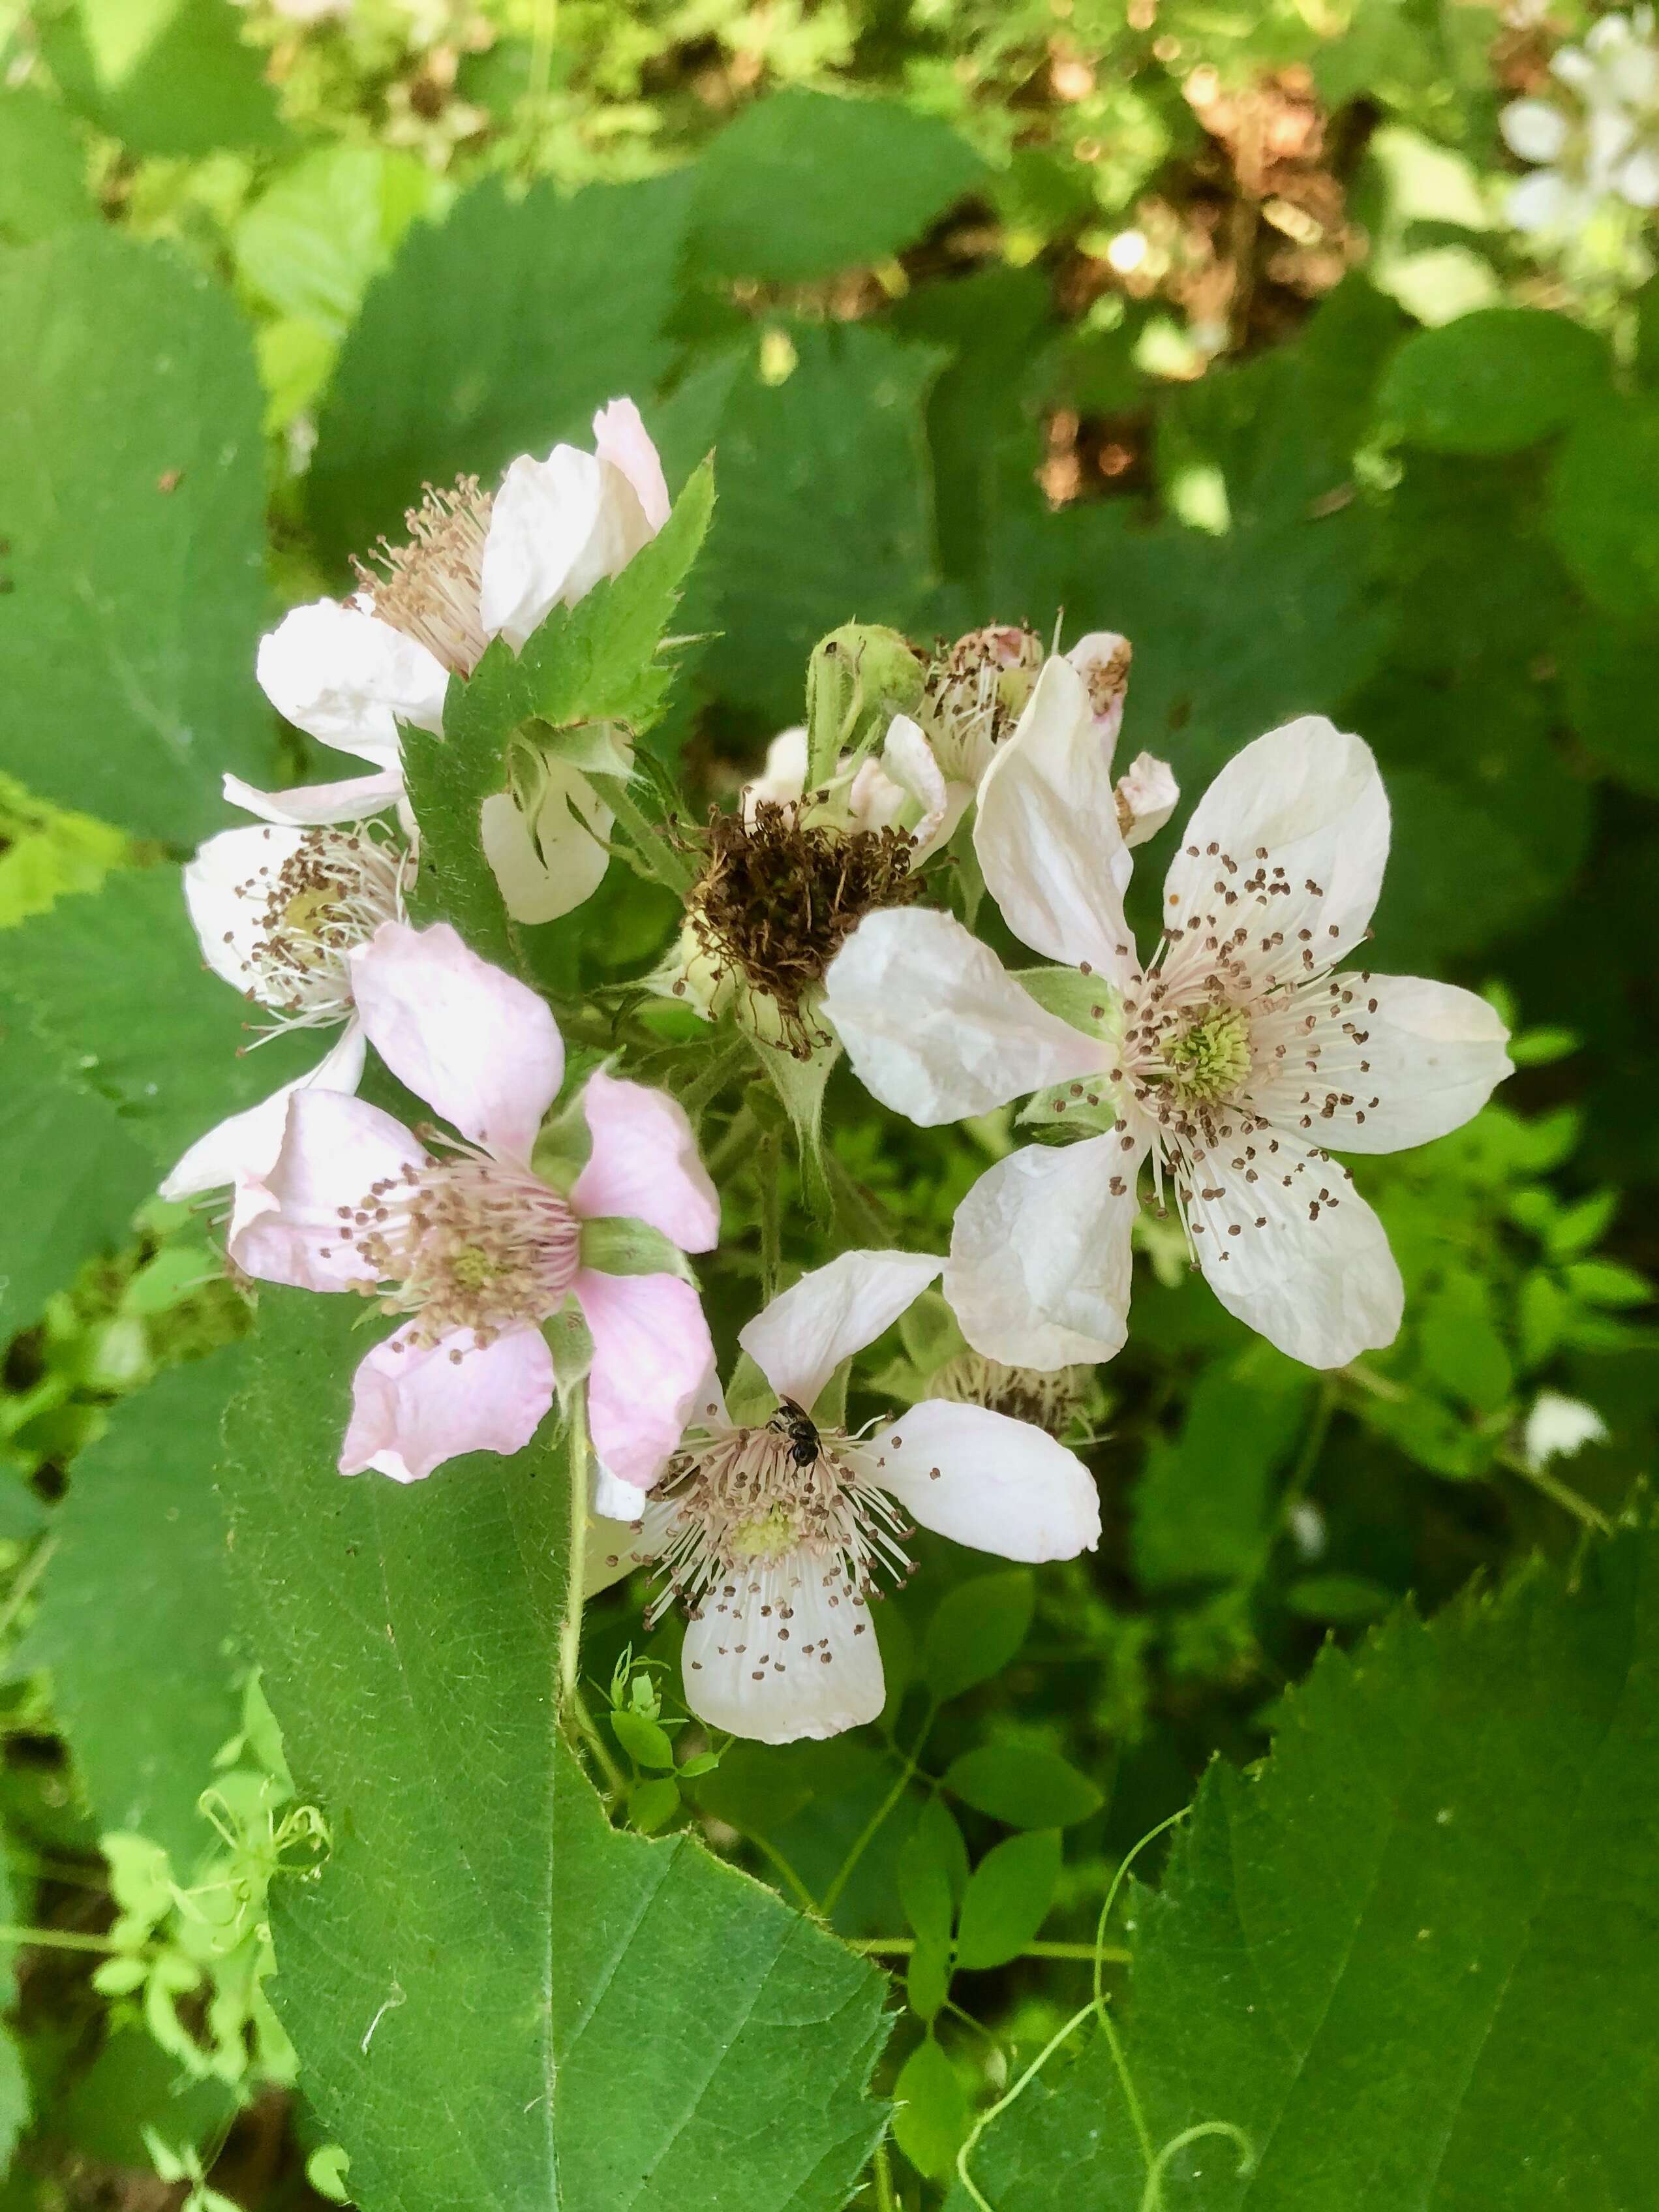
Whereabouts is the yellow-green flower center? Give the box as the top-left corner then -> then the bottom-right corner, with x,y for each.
1166,1005 -> 1251,1103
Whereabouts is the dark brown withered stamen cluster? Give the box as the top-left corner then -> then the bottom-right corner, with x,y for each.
689,800 -> 921,1051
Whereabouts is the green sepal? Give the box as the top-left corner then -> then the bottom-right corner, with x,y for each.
724,1351 -> 776,1429
803,622 -> 924,793
578,1216 -> 696,1283
543,1296 -> 594,1411
1013,963 -> 1122,1039
534,718 -> 635,778
530,1087 -> 596,1187
749,1029 -> 840,1229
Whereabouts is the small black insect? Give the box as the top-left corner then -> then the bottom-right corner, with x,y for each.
767,1396 -> 822,1469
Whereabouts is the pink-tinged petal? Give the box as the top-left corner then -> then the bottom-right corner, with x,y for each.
823,907 -> 1104,1126
185,824 -> 309,993
1189,1131 -> 1402,1368
339,1325 -> 555,1482
1164,717 -> 1388,969
859,1401 -> 1100,1559
572,1069 -> 720,1253
946,1133 -> 1144,1369
222,769 -> 405,826
162,1022 -> 367,1205
682,1558 -> 884,1744
975,654 -> 1138,987
1064,630 -> 1133,757
739,1250 -> 942,1411
577,1270 -> 714,1487
592,397 -> 671,531
256,600 -> 446,764
233,1083 -> 422,1292
348,920 -> 563,1161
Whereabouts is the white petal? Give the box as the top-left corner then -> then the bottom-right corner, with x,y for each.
592,397 -> 671,532
742,726 -> 809,816
232,1083 -> 422,1292
859,1401 -> 1099,1559
740,1249 -> 943,1411
161,1023 -> 367,1204
1501,97 -> 1571,164
256,600 -> 447,762
877,713 -> 952,853
184,824 -> 307,994
1244,975 -> 1512,1155
945,1134 -> 1144,1369
975,654 -> 1138,985
1190,1132 -> 1402,1368
222,769 -> 405,826
1063,629 -> 1132,756
348,920 -> 564,1162
823,907 -> 1104,1126
1617,144 -> 1659,205
479,444 -> 654,650
681,1555 -> 885,1745
479,762 -> 612,925
1163,716 -> 1388,972
1508,170 -> 1579,232
1117,752 -> 1180,848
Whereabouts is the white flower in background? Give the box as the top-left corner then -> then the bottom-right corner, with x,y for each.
1523,1391 -> 1609,1469
1502,9 -> 1659,232
742,628 -> 1177,865
588,1250 -> 1101,1743
245,399 -> 669,919
160,817 -> 413,1220
822,656 -> 1514,1372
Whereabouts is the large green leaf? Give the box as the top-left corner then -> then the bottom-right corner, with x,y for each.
40,0 -> 286,157
1378,307 -> 1607,455
23,1346 -> 247,1868
309,173 -> 692,564
219,1291 -> 891,2212
0,88 -> 96,245
0,229 -> 275,842
690,89 -> 986,283
949,1524 -> 1659,2211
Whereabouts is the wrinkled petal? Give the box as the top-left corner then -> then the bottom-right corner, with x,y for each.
739,1250 -> 943,1411
184,823 -> 308,993
348,920 -> 563,1162
339,1325 -> 554,1482
256,600 -> 446,763
858,1400 -> 1100,1559
1063,629 -> 1133,756
1191,1133 -> 1403,1368
877,713 -> 953,854
824,907 -> 1104,1126
572,1069 -> 720,1252
161,1022 -> 368,1206
1501,96 -> 1570,165
480,441 -> 655,651
681,1554 -> 884,1745
592,397 -> 671,531
479,761 -> 612,925
945,1133 -> 1144,1370
975,654 -> 1138,986
1164,716 -> 1388,969
234,1083 -> 421,1291
577,1270 -> 714,1487
223,769 -> 406,827
1117,752 -> 1180,848
743,726 -> 808,816
1244,975 -> 1512,1156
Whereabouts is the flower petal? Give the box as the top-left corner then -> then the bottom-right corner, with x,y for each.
1507,169 -> 1579,232
1245,974 -> 1512,1156
339,1324 -> 555,1482
743,726 -> 809,816
479,761 -> 612,925
975,653 -> 1138,985
161,1021 -> 368,1206
739,1249 -> 943,1411
233,1083 -> 422,1291
256,600 -> 446,763
1117,752 -> 1180,848
348,919 -> 563,1161
223,769 -> 406,827
1063,629 -> 1133,757
592,397 -> 671,531
577,1270 -> 714,1487
680,1555 -> 885,1745
479,436 -> 656,651
945,1133 -> 1144,1369
860,1400 -> 1100,1559
1163,716 -> 1388,969
823,907 -> 1104,1126
572,1069 -> 720,1253
877,713 -> 953,854
1501,97 -> 1570,164
1191,1132 -> 1403,1368
184,823 -> 307,993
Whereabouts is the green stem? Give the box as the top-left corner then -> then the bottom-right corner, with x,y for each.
749,1834 -> 820,1916
757,1134 -> 782,1304
955,2002 -> 1098,2212
872,2142 -> 898,2212
1502,1450 -> 1613,1535
848,1938 -> 1131,1964
0,1535 -> 57,1642
566,1685 -> 626,1798
559,1389 -> 590,1711
596,776 -> 695,897
0,1924 -> 129,1955
820,1704 -> 935,1917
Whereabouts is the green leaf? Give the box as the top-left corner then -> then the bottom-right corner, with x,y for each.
923,1569 -> 1035,1704
1283,1573 -> 1393,1624
234,147 -> 441,340
23,1347 -> 247,1869
0,2027 -> 28,2172
221,1290 -> 891,2210
954,1830 -> 1061,1971
577,1217 -> 695,1282
1133,1353 -> 1311,1590
0,230 -> 276,841
42,0 -> 286,157
690,90 -> 985,284
1562,1259 -> 1651,1309
1420,1274 -> 1514,1414
309,173 -> 692,562
892,2036 -> 971,2181
943,1745 -> 1104,1830
0,87 -> 95,245
1377,309 -> 1606,455
1564,617 -> 1659,798
898,1799 -> 962,1949
1549,393 -> 1659,621
609,1708 -> 677,1771
949,1526 -> 1659,2210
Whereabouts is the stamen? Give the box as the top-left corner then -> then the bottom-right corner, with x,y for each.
355,476 -> 494,676
232,824 -> 408,1034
